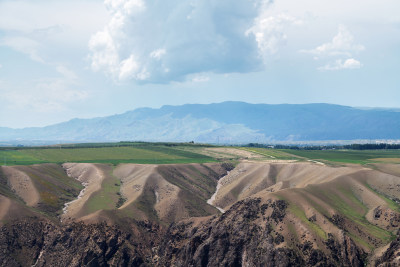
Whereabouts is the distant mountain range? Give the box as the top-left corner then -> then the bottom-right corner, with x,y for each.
1,102 -> 400,144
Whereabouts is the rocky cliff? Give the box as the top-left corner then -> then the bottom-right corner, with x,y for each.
0,218 -> 162,267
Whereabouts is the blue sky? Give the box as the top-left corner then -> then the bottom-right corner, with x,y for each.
0,0 -> 399,128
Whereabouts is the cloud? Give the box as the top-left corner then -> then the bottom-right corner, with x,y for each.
246,13 -> 302,58
301,25 -> 364,57
2,78 -> 89,113
89,0 -> 278,83
0,36 -> 44,63
319,58 -> 362,71
0,1 -> 108,46
300,25 -> 365,70
192,75 -> 210,83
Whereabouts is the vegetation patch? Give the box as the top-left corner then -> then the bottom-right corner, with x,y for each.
325,188 -> 393,245
85,170 -> 121,214
363,182 -> 400,213
0,144 -> 216,165
288,202 -> 327,240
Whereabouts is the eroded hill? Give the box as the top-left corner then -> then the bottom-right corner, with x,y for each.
0,160 -> 399,266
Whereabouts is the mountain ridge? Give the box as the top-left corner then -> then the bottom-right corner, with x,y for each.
1,101 -> 400,144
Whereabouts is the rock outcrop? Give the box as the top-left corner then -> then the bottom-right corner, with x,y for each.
375,230 -> 400,267
0,218 -> 162,267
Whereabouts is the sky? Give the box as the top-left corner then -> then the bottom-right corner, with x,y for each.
0,0 -> 399,128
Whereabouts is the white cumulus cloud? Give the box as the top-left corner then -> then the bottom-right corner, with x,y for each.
319,58 -> 362,71
302,25 -> 364,57
301,25 -> 365,70
246,13 -> 302,59
89,0 -> 278,83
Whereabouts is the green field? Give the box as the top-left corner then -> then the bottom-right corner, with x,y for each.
0,145 -> 215,165
280,149 -> 400,164
1,142 -> 400,166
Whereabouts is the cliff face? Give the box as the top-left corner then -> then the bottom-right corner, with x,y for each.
0,218 -> 162,267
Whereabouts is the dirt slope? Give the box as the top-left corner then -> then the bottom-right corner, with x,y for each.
112,163 -> 229,223
1,166 -> 40,207
61,163 -> 105,221
56,162 -> 229,224
212,162 -> 366,210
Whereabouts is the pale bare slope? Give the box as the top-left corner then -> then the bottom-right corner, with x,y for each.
212,162 -> 365,210
114,164 -> 159,209
370,163 -> 400,177
113,163 -> 227,223
59,163 -> 226,223
1,166 -> 39,207
113,164 -> 185,222
61,163 -> 105,221
212,162 -> 275,209
360,168 -> 400,200
0,195 -> 42,225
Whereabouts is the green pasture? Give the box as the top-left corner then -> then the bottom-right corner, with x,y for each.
1,142 -> 399,166
0,145 -> 215,166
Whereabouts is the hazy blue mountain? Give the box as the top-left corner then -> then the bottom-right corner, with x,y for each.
1,102 -> 400,144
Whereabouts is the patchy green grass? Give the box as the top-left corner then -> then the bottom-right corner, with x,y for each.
288,202 -> 327,240
279,185 -> 394,249
0,145 -> 215,166
363,183 -> 400,213
85,169 -> 121,214
323,186 -> 393,245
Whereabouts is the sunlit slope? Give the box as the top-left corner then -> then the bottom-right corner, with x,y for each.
211,162 -> 365,210
61,163 -> 231,224
0,164 -> 83,223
